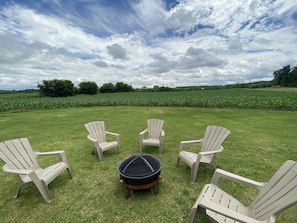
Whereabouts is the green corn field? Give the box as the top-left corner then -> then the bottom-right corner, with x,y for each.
1,88 -> 297,112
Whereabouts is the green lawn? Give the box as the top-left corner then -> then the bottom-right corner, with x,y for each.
0,106 -> 297,222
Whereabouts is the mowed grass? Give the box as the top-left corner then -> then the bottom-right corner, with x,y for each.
0,106 -> 297,223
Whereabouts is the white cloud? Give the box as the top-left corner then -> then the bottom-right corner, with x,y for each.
131,0 -> 167,35
0,0 -> 297,90
148,55 -> 175,73
178,47 -> 225,68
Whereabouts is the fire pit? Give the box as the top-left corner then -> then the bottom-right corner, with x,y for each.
118,154 -> 162,198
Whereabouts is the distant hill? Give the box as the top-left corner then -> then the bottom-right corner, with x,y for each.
177,80 -> 273,90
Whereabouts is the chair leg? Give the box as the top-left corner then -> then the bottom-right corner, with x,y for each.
96,147 -> 104,161
67,168 -> 73,179
190,165 -> 199,182
209,162 -> 217,170
40,189 -> 52,203
176,157 -> 180,167
187,205 -> 198,223
14,182 -> 26,198
34,180 -> 52,203
187,201 -> 206,223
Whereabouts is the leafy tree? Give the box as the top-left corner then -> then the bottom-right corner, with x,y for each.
152,85 -> 160,92
273,65 -> 290,86
141,86 -> 148,92
99,82 -> 115,93
288,66 -> 297,87
115,82 -> 133,92
273,65 -> 297,87
37,79 -> 74,97
159,86 -> 173,91
78,81 -> 98,95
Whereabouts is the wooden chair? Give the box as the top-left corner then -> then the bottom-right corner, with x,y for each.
84,121 -> 120,161
188,160 -> 297,223
177,125 -> 230,182
139,119 -> 165,154
0,138 -> 72,203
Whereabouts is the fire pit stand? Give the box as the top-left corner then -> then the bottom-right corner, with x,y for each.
120,175 -> 162,199
118,154 -> 162,199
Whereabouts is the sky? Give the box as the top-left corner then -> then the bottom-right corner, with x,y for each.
0,0 -> 297,90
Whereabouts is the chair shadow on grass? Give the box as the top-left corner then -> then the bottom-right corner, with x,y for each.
139,145 -> 162,155
178,161 -> 215,183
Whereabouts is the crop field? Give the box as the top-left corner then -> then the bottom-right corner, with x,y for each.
1,88 -> 297,112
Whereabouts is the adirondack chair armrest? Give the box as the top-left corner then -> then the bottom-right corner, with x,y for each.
199,147 -> 224,156
106,131 -> 120,141
3,166 -> 40,183
199,198 -> 266,223
35,151 -> 64,156
139,129 -> 148,140
105,131 -> 119,137
87,135 -> 97,143
35,151 -> 68,163
139,129 -> 148,136
211,169 -> 266,190
179,139 -> 203,152
158,130 -> 165,145
180,139 -> 203,145
2,164 -> 33,175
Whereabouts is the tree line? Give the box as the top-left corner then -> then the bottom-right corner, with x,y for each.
37,80 -> 135,97
13,64 -> 297,97
36,78 -> 273,97
36,79 -> 183,97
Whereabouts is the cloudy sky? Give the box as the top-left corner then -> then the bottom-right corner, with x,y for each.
0,0 -> 297,90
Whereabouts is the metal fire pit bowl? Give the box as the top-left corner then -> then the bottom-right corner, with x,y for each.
118,154 -> 162,185
118,154 -> 162,198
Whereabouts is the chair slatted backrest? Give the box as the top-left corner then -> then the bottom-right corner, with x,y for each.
0,138 -> 38,170
252,160 -> 297,220
147,119 -> 164,139
201,126 -> 231,152
85,121 -> 106,143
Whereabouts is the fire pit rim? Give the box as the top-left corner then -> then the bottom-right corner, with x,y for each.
118,154 -> 162,183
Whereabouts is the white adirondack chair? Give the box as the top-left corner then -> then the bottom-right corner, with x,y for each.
139,119 -> 165,154
0,138 -> 72,203
188,160 -> 297,223
177,125 -> 231,182
84,121 -> 120,161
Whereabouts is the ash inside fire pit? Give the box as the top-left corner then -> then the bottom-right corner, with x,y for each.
118,154 -> 162,186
